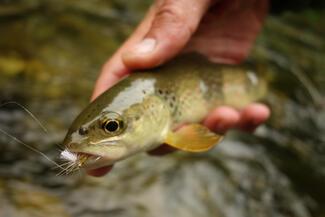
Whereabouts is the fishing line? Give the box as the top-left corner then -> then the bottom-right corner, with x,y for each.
0,101 -> 48,133
0,128 -> 65,170
0,101 -> 77,174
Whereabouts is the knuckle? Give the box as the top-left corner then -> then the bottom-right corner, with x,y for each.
156,5 -> 184,24
154,1 -> 195,34
152,1 -> 195,39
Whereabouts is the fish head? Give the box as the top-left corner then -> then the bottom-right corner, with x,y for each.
60,95 -> 171,171
61,111 -> 129,170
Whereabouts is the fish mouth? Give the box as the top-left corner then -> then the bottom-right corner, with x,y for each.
60,150 -> 113,170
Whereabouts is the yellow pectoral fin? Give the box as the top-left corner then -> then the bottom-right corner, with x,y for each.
165,124 -> 223,152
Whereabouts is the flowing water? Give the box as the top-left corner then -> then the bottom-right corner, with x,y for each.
0,1 -> 324,217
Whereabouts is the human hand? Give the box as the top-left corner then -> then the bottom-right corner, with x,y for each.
88,0 -> 270,176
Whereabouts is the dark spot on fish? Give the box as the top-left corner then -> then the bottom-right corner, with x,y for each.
158,89 -> 163,95
79,127 -> 88,135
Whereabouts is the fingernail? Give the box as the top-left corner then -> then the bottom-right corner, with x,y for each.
133,38 -> 156,54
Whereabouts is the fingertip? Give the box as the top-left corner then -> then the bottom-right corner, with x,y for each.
91,60 -> 130,101
237,103 -> 270,132
86,165 -> 114,177
91,83 -> 109,101
204,106 -> 240,134
91,88 -> 103,102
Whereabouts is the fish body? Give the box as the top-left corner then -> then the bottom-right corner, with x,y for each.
61,54 -> 267,170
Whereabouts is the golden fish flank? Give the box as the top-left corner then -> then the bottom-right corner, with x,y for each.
60,53 -> 267,170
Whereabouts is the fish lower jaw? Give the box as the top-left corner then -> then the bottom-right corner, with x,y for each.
84,157 -> 114,170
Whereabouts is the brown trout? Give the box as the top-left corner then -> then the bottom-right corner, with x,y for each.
60,53 -> 267,171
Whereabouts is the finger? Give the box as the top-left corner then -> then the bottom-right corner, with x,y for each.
236,103 -> 270,132
185,0 -> 269,64
203,106 -> 240,134
147,143 -> 177,156
122,0 -> 211,69
86,165 -> 114,177
91,56 -> 128,101
91,6 -> 157,100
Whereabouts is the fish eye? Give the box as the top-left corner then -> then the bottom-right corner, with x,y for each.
78,127 -> 88,135
102,119 -> 123,133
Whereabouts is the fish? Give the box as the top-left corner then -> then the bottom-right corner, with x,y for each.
60,53 -> 268,173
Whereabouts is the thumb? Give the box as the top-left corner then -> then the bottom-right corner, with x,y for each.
122,0 -> 211,69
